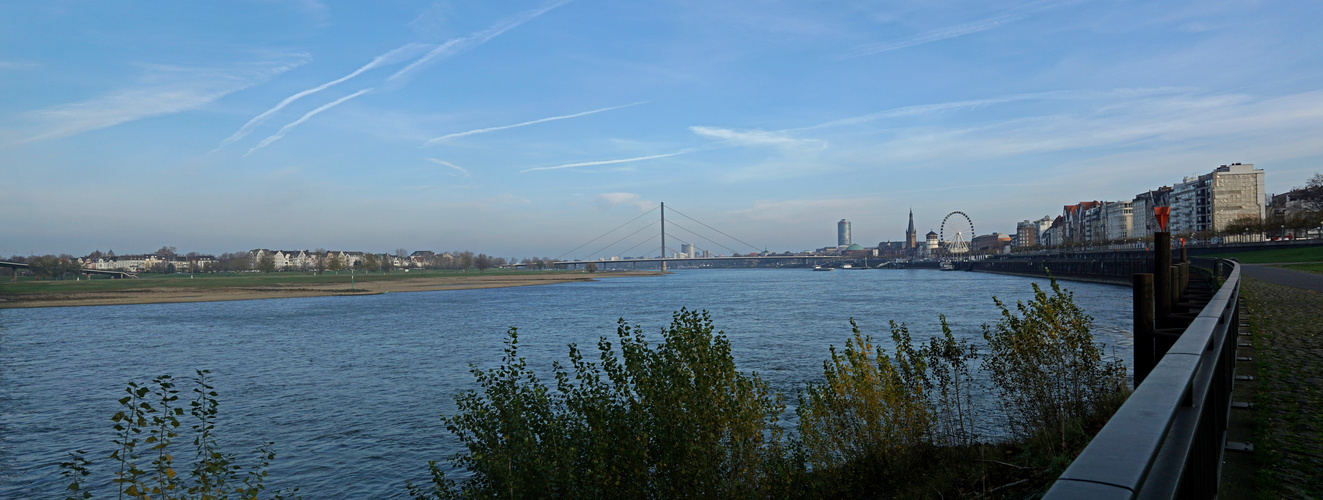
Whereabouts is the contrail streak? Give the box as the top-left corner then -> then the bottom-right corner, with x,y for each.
839,0 -> 1075,59
245,88 -> 372,156
521,151 -> 685,173
215,43 -> 428,151
423,101 -> 646,146
427,158 -> 471,176
389,0 -> 571,84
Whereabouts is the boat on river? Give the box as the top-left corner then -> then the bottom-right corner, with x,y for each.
812,265 -> 834,271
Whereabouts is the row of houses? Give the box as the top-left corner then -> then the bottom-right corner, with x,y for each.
82,249 -> 462,273
1016,163 -> 1268,248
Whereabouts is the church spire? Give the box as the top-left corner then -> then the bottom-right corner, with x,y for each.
905,208 -> 917,249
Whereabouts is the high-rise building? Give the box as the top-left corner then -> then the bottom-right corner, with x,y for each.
680,243 -> 695,258
1170,163 -> 1265,234
837,219 -> 852,247
905,209 -> 917,249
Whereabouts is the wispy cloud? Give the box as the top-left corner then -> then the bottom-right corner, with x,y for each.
798,88 -> 1186,130
427,158 -> 471,176
521,151 -> 686,173
596,192 -> 653,211
689,126 -> 826,149
841,0 -> 1071,59
0,61 -> 38,70
423,101 -> 646,146
388,0 -> 571,84
12,55 -> 307,146
246,88 -> 372,156
216,43 -> 430,151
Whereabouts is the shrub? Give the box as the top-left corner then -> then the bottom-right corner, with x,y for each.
411,309 -> 786,499
796,320 -> 933,474
981,279 -> 1126,447
924,315 -> 980,447
60,370 -> 296,500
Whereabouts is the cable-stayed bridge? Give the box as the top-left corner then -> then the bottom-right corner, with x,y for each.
539,203 -> 869,271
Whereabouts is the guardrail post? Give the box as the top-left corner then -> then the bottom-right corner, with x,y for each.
1134,273 -> 1156,385
1155,232 -> 1172,320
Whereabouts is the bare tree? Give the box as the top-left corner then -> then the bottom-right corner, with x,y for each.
474,253 -> 492,272
257,253 -> 276,274
313,249 -> 328,275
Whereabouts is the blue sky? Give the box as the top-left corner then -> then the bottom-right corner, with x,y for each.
3,0 -> 1321,259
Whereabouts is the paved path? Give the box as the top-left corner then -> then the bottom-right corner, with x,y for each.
1239,264 -> 1323,293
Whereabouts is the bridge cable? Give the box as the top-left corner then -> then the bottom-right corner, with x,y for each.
582,220 -> 659,261
665,220 -> 738,255
664,206 -> 762,253
616,234 -> 660,257
553,206 -> 658,262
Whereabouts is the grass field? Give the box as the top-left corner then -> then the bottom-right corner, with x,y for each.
1280,263 -> 1323,274
0,269 -> 582,295
1202,246 -> 1323,264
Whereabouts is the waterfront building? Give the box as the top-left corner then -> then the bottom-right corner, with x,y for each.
1132,187 -> 1173,238
1100,201 -> 1134,241
1170,163 -> 1266,234
1042,217 -> 1065,247
925,230 -> 939,257
971,233 -> 1012,253
1062,201 -> 1101,243
1034,216 -> 1053,243
1015,220 -> 1038,247
837,219 -> 852,248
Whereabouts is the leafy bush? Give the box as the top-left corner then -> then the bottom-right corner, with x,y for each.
410,309 -> 786,499
924,315 -> 980,447
61,370 -> 295,500
796,320 -> 932,473
981,280 -> 1127,447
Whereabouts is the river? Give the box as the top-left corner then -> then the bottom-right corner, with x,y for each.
0,268 -> 1132,498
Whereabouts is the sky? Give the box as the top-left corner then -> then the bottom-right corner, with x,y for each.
3,0 -> 1322,259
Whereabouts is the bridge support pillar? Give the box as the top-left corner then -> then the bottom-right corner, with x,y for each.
1133,273 -> 1156,385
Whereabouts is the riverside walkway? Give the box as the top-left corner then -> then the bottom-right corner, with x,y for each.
1240,263 -> 1323,292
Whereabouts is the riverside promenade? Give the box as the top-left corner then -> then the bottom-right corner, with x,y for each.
1229,265 -> 1323,498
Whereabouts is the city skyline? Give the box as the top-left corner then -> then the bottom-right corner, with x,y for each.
3,1 -> 1323,257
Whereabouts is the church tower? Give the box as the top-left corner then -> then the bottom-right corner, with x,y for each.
905,208 -> 917,249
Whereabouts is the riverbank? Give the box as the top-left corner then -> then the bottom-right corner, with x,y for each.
0,271 -> 663,308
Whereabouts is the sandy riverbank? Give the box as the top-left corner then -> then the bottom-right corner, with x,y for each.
0,271 -> 663,309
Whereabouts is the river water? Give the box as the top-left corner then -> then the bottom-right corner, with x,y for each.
0,269 -> 1132,498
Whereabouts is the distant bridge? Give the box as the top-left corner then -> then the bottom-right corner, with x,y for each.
544,202 -> 898,270
0,260 -> 137,279
546,255 -> 872,270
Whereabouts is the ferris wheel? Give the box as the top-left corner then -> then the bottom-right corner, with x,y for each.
940,211 -> 975,255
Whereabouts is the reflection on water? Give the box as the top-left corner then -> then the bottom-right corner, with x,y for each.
0,269 -> 1131,498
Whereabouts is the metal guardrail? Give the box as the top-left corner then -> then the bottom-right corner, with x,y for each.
1043,260 -> 1241,498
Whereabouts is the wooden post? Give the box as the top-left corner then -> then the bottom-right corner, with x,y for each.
1180,262 -> 1189,296
1155,232 -> 1171,320
1170,265 -> 1181,308
1133,273 -> 1156,385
